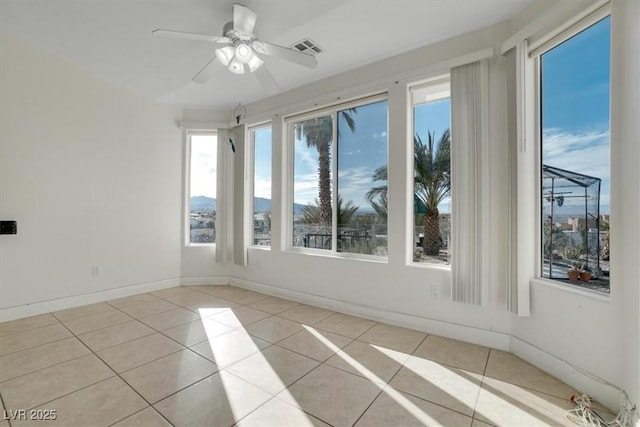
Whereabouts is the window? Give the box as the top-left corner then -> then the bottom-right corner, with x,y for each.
290,97 -> 388,257
411,77 -> 451,265
251,125 -> 272,246
539,16 -> 610,292
188,132 -> 217,245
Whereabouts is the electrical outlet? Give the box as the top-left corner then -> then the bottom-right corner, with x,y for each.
430,284 -> 440,299
91,266 -> 101,277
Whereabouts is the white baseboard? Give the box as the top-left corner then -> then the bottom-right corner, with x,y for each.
0,278 -> 181,322
180,276 -> 230,286
229,277 -> 511,351
510,336 -> 622,411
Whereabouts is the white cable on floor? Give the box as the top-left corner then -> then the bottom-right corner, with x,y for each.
567,392 -> 638,427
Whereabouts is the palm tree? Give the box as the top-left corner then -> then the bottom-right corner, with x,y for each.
366,130 -> 451,256
294,110 -> 356,228
365,165 -> 388,220
415,130 -> 451,255
300,195 -> 360,227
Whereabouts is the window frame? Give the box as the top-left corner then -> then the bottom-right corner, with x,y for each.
185,130 -> 218,247
284,93 -> 389,260
408,75 -> 452,268
248,122 -> 273,249
524,5 -> 611,297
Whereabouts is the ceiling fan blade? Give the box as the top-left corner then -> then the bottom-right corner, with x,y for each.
193,56 -> 223,84
253,65 -> 280,95
253,41 -> 317,69
233,4 -> 257,35
152,29 -> 223,43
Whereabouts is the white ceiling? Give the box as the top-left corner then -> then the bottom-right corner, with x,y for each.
0,0 -> 532,110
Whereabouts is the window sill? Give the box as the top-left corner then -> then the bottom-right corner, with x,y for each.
407,262 -> 451,272
284,247 -> 388,264
249,245 -> 271,251
530,277 -> 610,302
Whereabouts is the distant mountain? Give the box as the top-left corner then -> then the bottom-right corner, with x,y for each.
190,196 -> 215,212
190,196 -> 308,214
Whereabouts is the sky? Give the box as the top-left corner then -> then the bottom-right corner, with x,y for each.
189,134 -> 217,198
541,16 -> 611,213
253,126 -> 272,200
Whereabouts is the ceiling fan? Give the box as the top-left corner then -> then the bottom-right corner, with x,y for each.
153,3 -> 318,92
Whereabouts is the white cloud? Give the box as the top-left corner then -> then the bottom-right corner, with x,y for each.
543,127 -> 610,178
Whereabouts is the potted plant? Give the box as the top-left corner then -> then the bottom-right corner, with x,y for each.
579,263 -> 592,282
567,268 -> 580,282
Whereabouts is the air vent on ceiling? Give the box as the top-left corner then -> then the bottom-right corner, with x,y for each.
290,38 -> 324,55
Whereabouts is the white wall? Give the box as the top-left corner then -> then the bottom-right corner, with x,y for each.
0,33 -> 183,318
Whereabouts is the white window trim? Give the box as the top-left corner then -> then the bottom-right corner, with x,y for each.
408,74 -> 452,268
284,94 -> 389,259
185,130 -> 218,247
518,7 -> 612,301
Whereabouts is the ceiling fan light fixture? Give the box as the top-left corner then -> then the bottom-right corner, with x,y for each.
228,58 -> 245,74
215,46 -> 235,66
234,43 -> 253,64
247,54 -> 264,72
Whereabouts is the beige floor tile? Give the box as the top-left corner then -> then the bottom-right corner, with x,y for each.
0,337 -> 89,382
97,333 -> 183,373
62,310 -> 133,335
358,323 -> 426,354
325,340 -> 407,383
389,355 -> 482,416
163,291 -> 231,308
221,289 -> 271,305
119,300 -> 179,319
354,389 -> 473,427
279,364 -> 381,427
0,323 -> 72,356
237,397 -> 331,427
189,329 -> 271,368
314,313 -> 377,339
13,377 -> 146,427
161,317 -> 234,347
53,302 -> 116,322
107,293 -> 162,309
193,285 -> 244,298
111,407 -> 172,427
183,297 -> 239,315
474,377 -> 575,426
211,306 -> 272,328
150,287 -> 192,299
277,327 -> 353,361
154,370 -> 272,427
277,304 -> 334,325
121,349 -> 218,403
413,335 -> 490,374
248,297 -> 299,314
227,345 -> 320,394
484,350 -> 575,399
471,419 -> 495,427
138,307 -> 201,330
0,354 -> 114,410
0,314 -> 59,337
77,320 -> 155,352
245,316 -> 304,343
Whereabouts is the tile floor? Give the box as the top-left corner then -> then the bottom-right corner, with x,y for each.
0,285 -> 602,426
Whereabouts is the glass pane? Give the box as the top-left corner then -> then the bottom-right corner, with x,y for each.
189,134 -> 217,244
336,100 -> 388,256
412,82 -> 451,265
540,17 -> 610,292
293,115 -> 333,250
252,126 -> 272,246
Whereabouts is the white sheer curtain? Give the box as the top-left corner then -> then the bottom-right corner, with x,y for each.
450,60 -> 487,305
